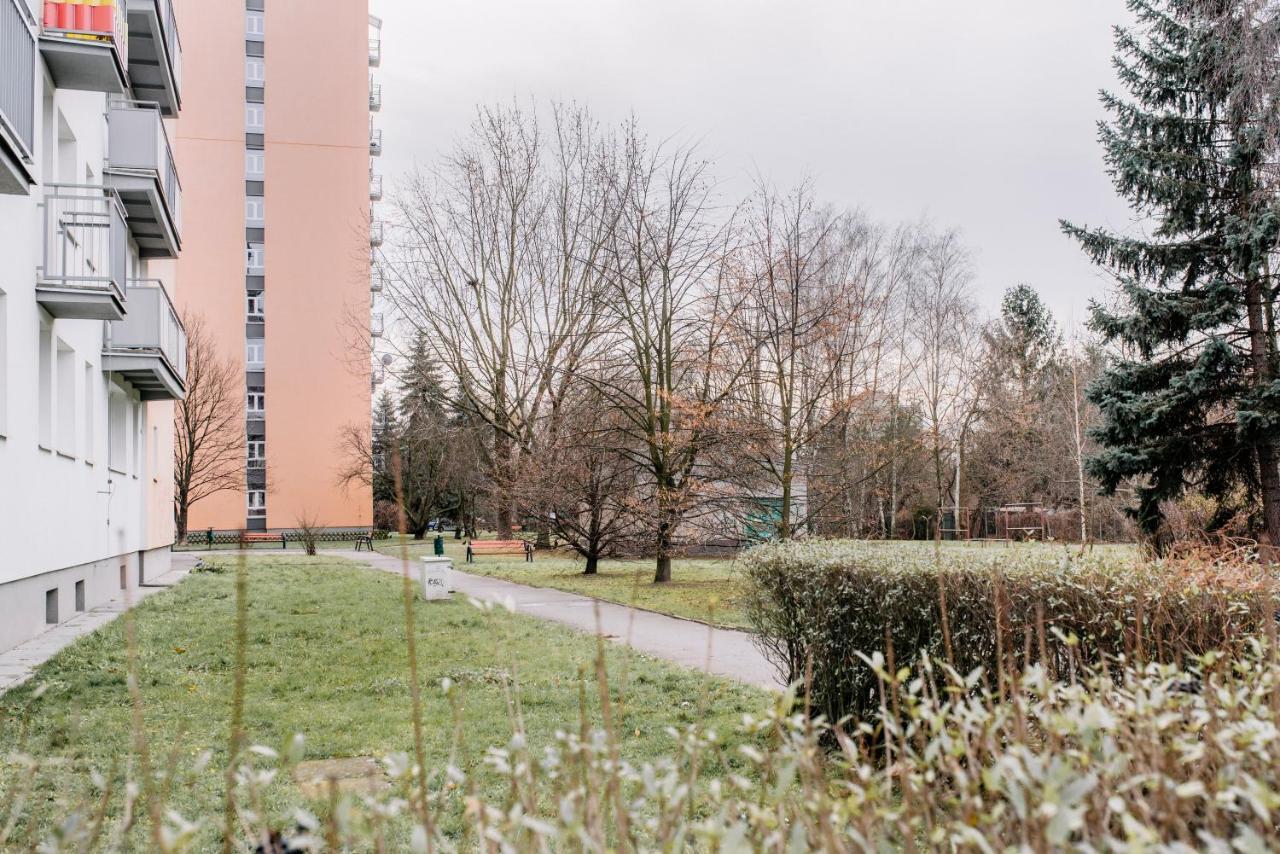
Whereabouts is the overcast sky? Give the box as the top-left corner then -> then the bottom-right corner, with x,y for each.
376,0 -> 1138,326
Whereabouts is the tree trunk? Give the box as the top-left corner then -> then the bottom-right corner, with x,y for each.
584,554 -> 599,575
176,506 -> 188,542
654,514 -> 674,583
1245,277 -> 1280,562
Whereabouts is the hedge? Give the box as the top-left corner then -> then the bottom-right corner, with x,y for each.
739,540 -> 1278,725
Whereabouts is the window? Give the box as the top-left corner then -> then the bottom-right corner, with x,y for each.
247,390 -> 265,415
38,322 -> 52,449
45,589 -> 58,624
82,362 -> 93,462
245,104 -> 264,133
245,56 -> 265,85
246,243 -> 265,274
247,293 -> 264,320
245,10 -> 264,39
245,196 -> 264,226
108,385 -> 127,472
245,149 -> 265,180
246,340 -> 265,370
75,580 -> 85,612
247,439 -> 265,467
248,490 -> 266,517
56,341 -> 75,456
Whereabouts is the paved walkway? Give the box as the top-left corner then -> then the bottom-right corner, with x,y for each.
0,560 -> 193,695
323,550 -> 782,690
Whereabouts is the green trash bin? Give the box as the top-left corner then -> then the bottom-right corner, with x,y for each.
433,534 -> 445,557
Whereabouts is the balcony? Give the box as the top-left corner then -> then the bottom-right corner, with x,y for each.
125,0 -> 182,116
369,81 -> 381,112
370,218 -> 383,247
104,100 -> 182,258
102,279 -> 187,400
369,171 -> 382,201
36,184 -> 128,320
371,313 -> 383,337
0,0 -> 37,194
38,0 -> 128,95
370,265 -> 383,293
368,37 -> 380,67
369,126 -> 382,156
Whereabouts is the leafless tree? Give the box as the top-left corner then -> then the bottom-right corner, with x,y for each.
173,311 -> 243,540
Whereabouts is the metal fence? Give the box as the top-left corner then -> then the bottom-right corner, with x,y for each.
39,184 -> 127,297
1,0 -> 35,160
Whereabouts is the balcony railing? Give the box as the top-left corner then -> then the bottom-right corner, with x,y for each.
371,265 -> 384,292
247,457 -> 265,469
370,171 -> 382,201
368,37 -> 380,67
37,184 -> 128,318
105,99 -> 182,256
370,218 -> 383,247
39,0 -> 128,93
371,313 -> 384,337
0,0 -> 36,194
125,0 -> 183,116
370,126 -> 382,156
103,279 -> 187,400
369,81 -> 381,112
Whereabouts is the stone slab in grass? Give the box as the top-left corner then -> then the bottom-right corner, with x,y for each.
293,757 -> 387,799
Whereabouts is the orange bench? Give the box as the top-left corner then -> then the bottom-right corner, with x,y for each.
241,532 -> 286,549
466,540 -> 533,563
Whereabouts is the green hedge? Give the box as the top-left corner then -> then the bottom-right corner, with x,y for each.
739,541 -> 1277,725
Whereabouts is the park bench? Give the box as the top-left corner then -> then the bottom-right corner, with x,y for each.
354,533 -> 375,552
241,532 -> 286,549
466,540 -> 534,563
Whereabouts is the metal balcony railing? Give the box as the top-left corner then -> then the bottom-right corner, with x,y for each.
103,278 -> 188,399
370,171 -> 382,200
369,82 -> 381,112
1,0 -> 36,165
126,0 -> 183,115
369,127 -> 382,156
40,0 -> 128,91
106,99 -> 182,246
371,313 -> 384,337
368,37 -> 380,67
370,218 -> 383,247
370,265 -> 384,292
39,184 -> 128,299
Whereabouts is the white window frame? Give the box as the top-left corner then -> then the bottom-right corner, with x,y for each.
247,293 -> 264,320
246,243 -> 265,274
247,390 -> 265,415
245,56 -> 265,85
245,196 -> 264,226
247,489 -> 266,517
246,340 -> 265,370
245,10 -> 265,39
247,439 -> 266,467
245,104 -> 265,133
245,149 -> 265,180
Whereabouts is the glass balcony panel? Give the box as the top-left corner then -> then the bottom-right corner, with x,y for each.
102,279 -> 187,400
0,0 -> 37,193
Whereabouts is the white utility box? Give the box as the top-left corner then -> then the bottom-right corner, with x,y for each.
419,556 -> 453,600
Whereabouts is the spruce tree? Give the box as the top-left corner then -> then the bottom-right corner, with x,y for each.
1062,0 -> 1280,554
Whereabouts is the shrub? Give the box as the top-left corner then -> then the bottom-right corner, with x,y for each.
739,540 -> 1278,726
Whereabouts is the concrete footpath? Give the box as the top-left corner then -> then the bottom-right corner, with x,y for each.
0,559 -> 193,695
325,549 -> 782,691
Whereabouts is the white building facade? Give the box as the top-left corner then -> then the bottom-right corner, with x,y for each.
0,0 -> 185,652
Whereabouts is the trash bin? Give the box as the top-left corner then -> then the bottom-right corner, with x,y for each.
418,556 -> 452,600
433,534 -> 445,557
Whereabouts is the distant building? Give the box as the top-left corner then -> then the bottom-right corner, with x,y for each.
172,0 -> 376,534
0,0 -> 186,650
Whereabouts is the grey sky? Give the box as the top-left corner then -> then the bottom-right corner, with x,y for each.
377,0 -> 1137,326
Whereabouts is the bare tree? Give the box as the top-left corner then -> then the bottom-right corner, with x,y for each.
173,311 -> 242,540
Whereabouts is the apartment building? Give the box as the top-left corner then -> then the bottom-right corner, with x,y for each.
173,0 -> 374,535
0,0 -> 186,651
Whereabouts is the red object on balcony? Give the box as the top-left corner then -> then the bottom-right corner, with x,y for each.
74,3 -> 92,31
43,2 -> 57,27
90,4 -> 113,32
56,1 -> 74,29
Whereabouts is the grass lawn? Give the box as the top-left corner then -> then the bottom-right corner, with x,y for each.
0,554 -> 767,848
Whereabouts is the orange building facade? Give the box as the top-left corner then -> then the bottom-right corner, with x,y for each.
174,0 -> 376,533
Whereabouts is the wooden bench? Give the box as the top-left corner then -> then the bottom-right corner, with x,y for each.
241,532 -> 286,549
466,540 -> 533,563
354,533 -> 375,552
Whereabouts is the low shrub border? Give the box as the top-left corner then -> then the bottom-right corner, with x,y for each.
739,540 -> 1279,726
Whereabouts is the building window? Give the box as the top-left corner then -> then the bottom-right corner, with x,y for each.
247,293 -> 264,320
248,490 -> 266,517
75,580 -> 85,611
247,390 -> 265,415
82,362 -> 94,463
108,385 -> 127,472
45,589 -> 58,624
246,243 -> 265,274
245,104 -> 265,133
245,149 -> 265,180
246,56 -> 265,85
246,10 -> 264,39
245,196 -> 264,226
38,322 -> 52,449
247,439 -> 265,467
246,340 -> 265,370
56,341 -> 76,456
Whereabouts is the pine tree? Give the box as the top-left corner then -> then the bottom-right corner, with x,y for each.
1062,0 -> 1280,554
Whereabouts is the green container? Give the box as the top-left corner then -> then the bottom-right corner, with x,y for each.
433,534 -> 445,557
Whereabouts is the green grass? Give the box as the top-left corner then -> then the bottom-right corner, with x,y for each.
0,554 -> 767,847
